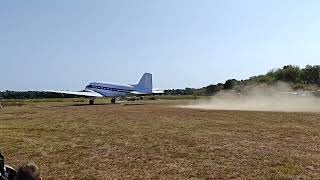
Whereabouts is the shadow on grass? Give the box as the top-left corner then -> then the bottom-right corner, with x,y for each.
50,103 -> 116,108
29,102 -> 147,108
69,102 -> 146,107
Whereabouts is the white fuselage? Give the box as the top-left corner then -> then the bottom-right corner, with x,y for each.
85,82 -> 136,97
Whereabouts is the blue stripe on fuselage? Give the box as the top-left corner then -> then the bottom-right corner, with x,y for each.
86,85 -> 134,93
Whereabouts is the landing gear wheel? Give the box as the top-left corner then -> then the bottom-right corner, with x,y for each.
111,98 -> 116,104
89,98 -> 95,105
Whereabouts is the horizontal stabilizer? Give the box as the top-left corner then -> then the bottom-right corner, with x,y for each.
152,89 -> 164,94
130,91 -> 151,95
130,89 -> 164,95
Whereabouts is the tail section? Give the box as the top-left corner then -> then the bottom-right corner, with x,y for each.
134,73 -> 153,93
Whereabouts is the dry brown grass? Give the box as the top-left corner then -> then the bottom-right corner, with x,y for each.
1,100 -> 320,179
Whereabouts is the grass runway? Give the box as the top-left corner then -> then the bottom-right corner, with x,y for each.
1,99 -> 320,179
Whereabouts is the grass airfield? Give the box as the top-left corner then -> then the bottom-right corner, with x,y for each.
1,98 -> 320,179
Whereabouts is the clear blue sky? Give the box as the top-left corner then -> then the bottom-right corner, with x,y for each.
1,0 -> 320,91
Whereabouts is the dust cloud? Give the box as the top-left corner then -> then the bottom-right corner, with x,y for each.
182,82 -> 320,112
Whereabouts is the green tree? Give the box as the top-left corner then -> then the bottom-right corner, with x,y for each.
223,79 -> 238,89
274,65 -> 301,83
300,65 -> 320,85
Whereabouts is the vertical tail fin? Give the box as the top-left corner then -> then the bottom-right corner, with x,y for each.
134,73 -> 153,93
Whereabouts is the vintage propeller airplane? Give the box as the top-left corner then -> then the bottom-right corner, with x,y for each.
49,73 -> 163,104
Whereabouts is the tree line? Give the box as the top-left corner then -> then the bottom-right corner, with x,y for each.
165,65 -> 320,96
1,65 -> 319,99
0,91 -> 76,99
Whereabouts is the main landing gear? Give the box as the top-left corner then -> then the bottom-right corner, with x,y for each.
111,97 -> 116,104
89,98 -> 95,105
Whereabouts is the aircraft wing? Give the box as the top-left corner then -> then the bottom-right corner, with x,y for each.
47,90 -> 104,97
